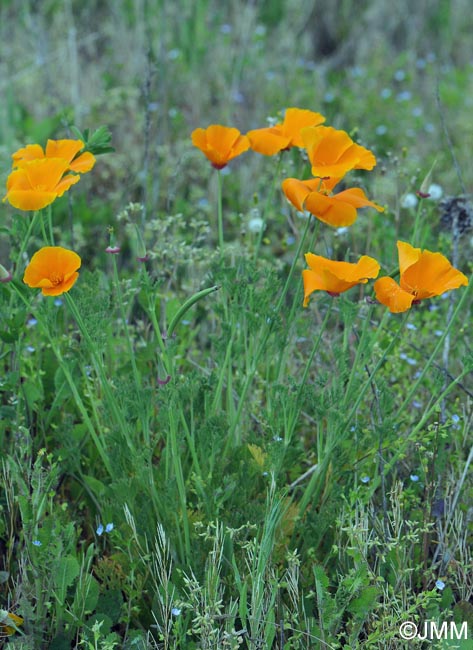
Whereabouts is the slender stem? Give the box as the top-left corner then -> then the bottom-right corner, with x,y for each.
227,215 -> 315,448
9,284 -> 112,476
342,311 -> 410,432
111,255 -> 150,446
284,300 -> 333,444
217,168 -> 224,255
253,154 -> 283,260
65,293 -> 134,453
399,276 -> 473,413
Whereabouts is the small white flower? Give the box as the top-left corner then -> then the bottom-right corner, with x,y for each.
248,217 -> 264,233
427,183 -> 443,200
400,193 -> 418,209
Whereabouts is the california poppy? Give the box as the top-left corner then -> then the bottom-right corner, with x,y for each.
302,253 -> 380,305
4,158 -> 80,211
0,610 -> 23,636
282,176 -> 383,227
23,246 -> 81,296
12,139 -> 96,174
247,107 -> 325,156
191,125 -> 250,169
374,241 -> 468,313
301,126 -> 376,179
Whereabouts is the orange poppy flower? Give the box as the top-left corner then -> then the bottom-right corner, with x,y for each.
3,158 -> 81,211
301,126 -> 376,179
191,125 -> 250,169
12,139 -> 96,174
23,246 -> 81,296
247,107 -> 325,156
374,241 -> 468,313
0,610 -> 23,636
302,253 -> 380,305
282,176 -> 384,227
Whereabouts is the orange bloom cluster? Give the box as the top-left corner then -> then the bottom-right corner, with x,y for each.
3,139 -> 95,211
281,124 -> 381,229
191,107 -> 468,311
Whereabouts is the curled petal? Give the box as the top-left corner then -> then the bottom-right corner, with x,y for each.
374,277 -> 415,313
304,192 -> 358,227
303,253 -> 380,305
247,128 -> 290,155
397,241 -> 421,276
401,250 -> 468,299
282,177 -> 321,212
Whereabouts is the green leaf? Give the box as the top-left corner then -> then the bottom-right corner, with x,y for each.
347,586 -> 380,619
53,555 -> 80,605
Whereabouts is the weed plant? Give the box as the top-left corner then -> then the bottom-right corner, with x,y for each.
0,2 -> 472,649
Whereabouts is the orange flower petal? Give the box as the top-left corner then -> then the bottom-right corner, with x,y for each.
374,276 -> 415,313
282,108 -> 325,147
191,125 -> 250,168
397,241 -> 421,276
12,143 -> 45,165
332,187 -> 384,212
401,250 -> 468,299
303,253 -> 380,305
247,127 -> 290,155
45,139 -> 84,162
69,151 -> 96,173
4,159 -> 79,211
23,158 -> 70,189
281,177 -> 321,212
302,126 -> 377,178
5,190 -> 58,211
352,144 -> 377,170
55,173 -> 81,196
304,192 -> 358,227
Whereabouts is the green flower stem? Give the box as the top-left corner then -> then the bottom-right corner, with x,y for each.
274,217 -> 320,383
399,275 -> 473,413
284,299 -> 334,444
376,364 -> 471,490
46,204 -> 55,245
275,213 -> 314,314
111,255 -> 150,446
166,402 -> 191,563
217,168 -> 224,255
9,284 -> 113,477
342,304 -> 387,409
140,267 -> 172,377
65,293 -> 135,454
252,154 -> 283,260
411,196 -> 424,247
227,215 -> 315,449
342,310 -> 410,431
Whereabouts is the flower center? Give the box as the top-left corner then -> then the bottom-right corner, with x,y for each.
50,272 -> 63,286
